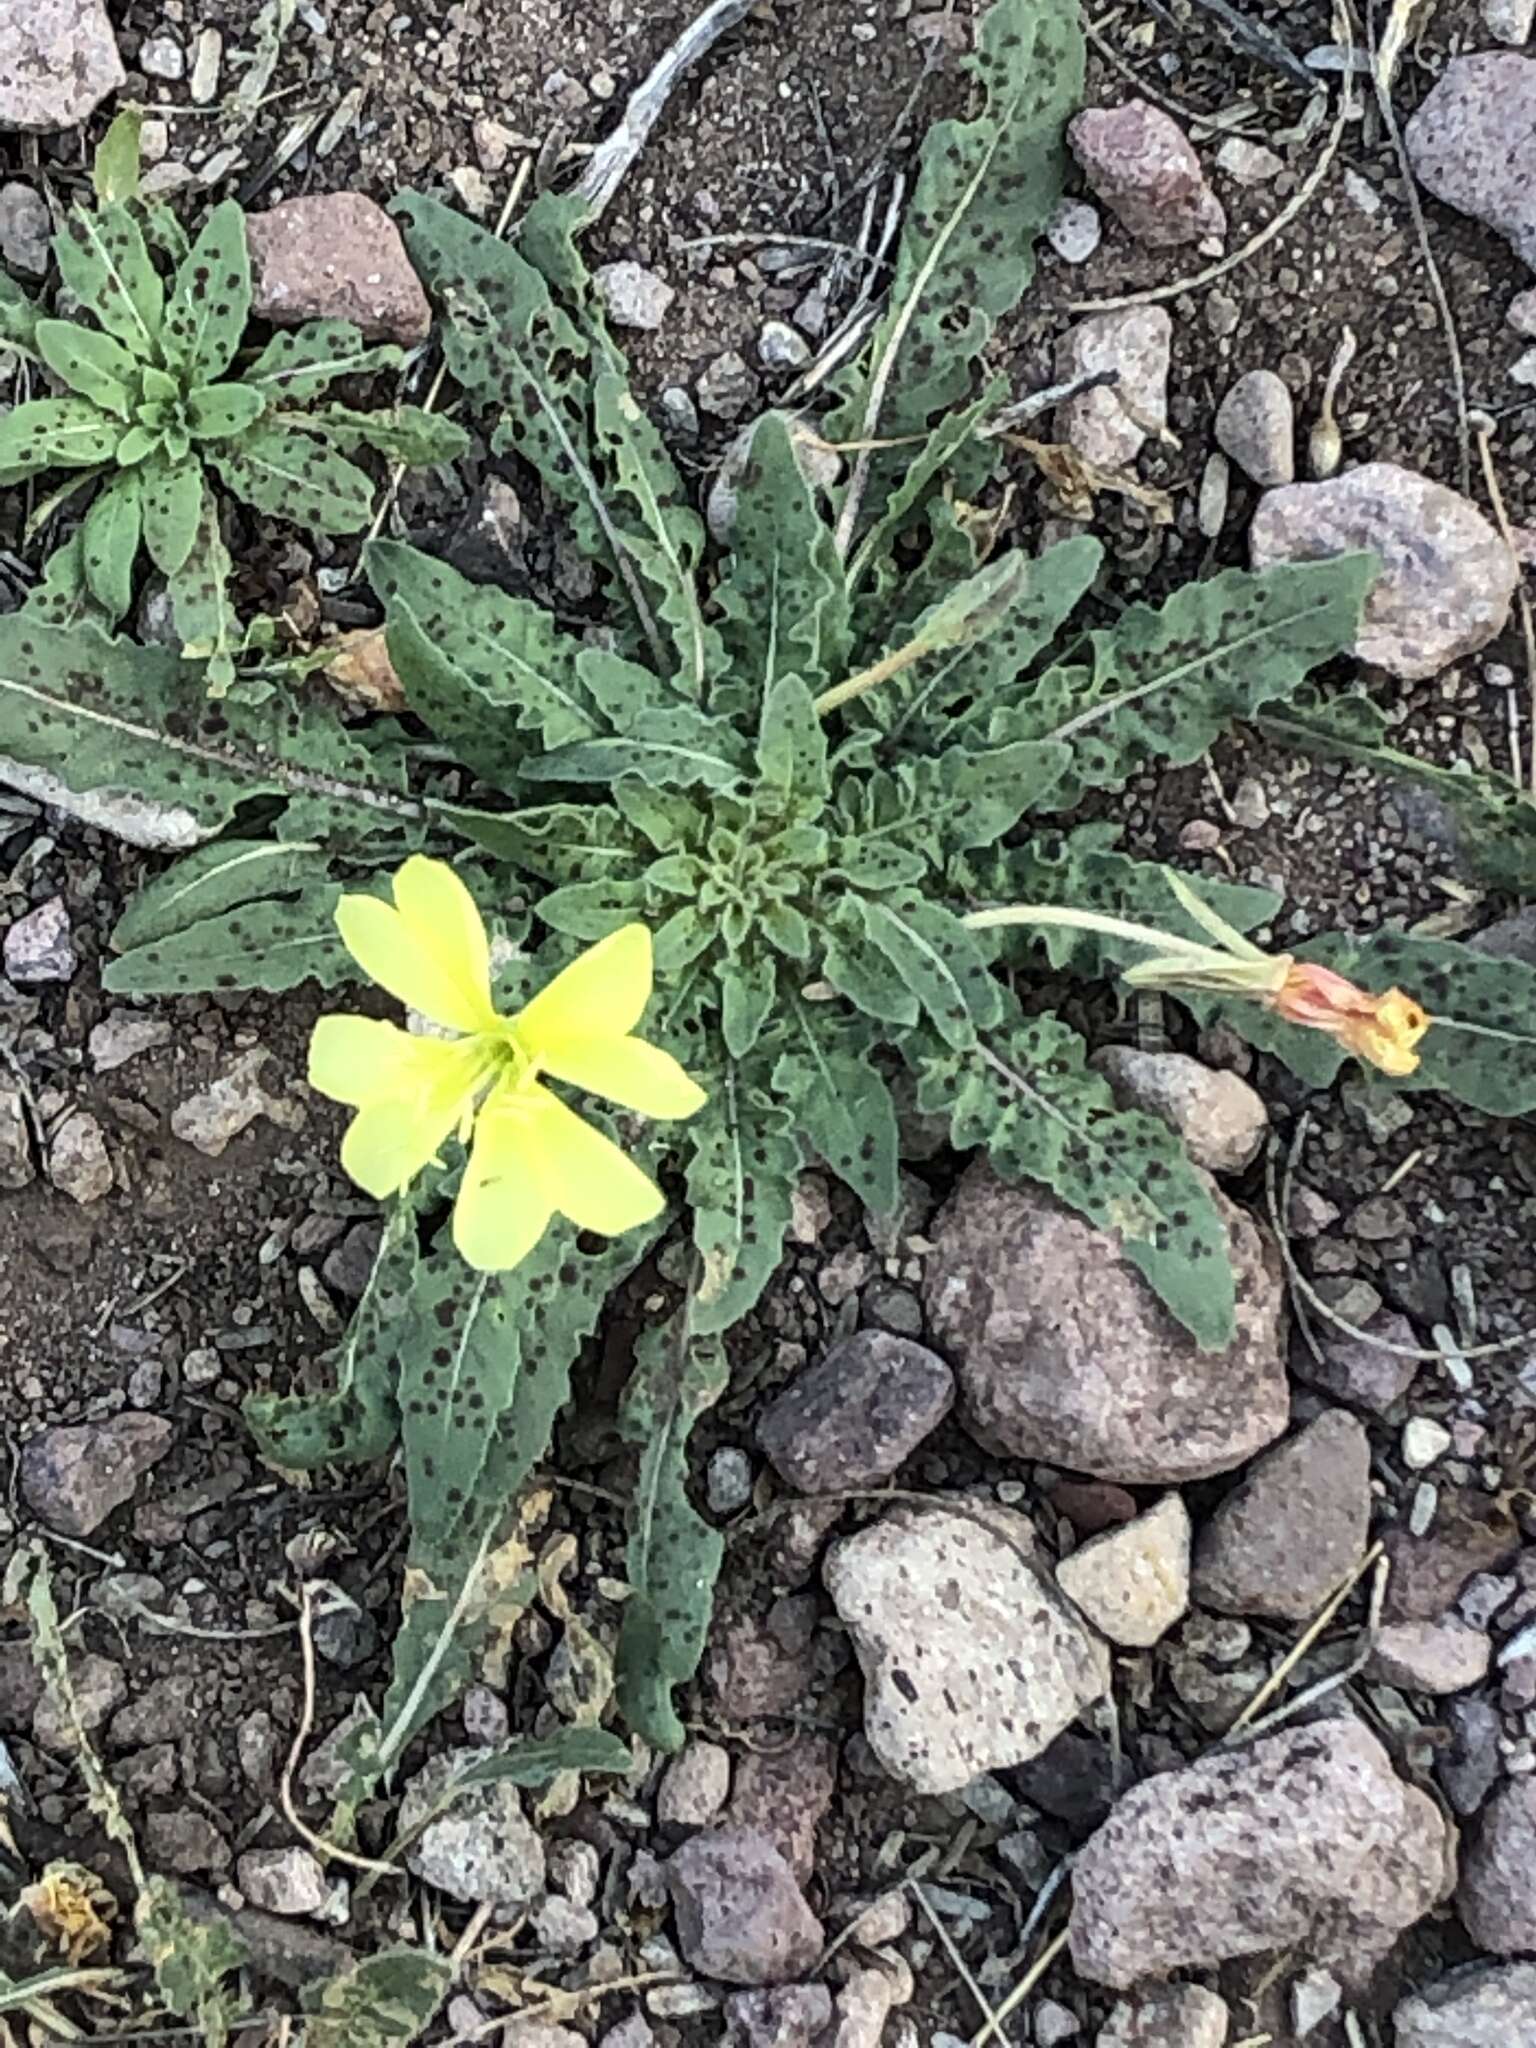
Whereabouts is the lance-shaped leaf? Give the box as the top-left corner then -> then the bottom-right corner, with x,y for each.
0,613 -> 421,847
774,997 -> 898,1214
720,948 -> 776,1058
167,487 -> 238,690
301,1949 -> 452,2048
914,1008 -> 1236,1350
246,1191 -> 421,1470
241,320 -> 404,401
53,203 -> 165,362
960,825 -> 1282,977
106,883 -> 347,995
993,556 -> 1377,807
1260,689 -> 1536,898
34,319 -> 138,419
615,1317 -> 728,1752
1201,929 -> 1536,1116
447,800 -> 642,885
300,403 -> 470,465
79,470 -> 142,622
757,672 -> 829,819
139,457 -> 204,577
187,382 -> 267,441
20,532 -> 115,630
369,537 -> 603,784
855,889 -> 1001,1047
0,397 -> 122,475
209,422 -> 374,533
528,707 -> 748,794
715,412 -> 851,698
93,110 -> 143,205
827,0 -> 1084,541
685,1061 -> 802,1335
449,1727 -> 633,1792
162,199 -> 251,384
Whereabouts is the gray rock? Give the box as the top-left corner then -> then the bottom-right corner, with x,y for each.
724,1733 -> 836,1885
697,349 -> 759,421
592,259 -> 675,331
171,1049 -> 294,1157
1096,1986 -> 1229,2048
88,1014 -> 173,1073
1069,100 -> 1226,245
1056,1494 -> 1191,1648
5,896 -> 75,983
1216,136 -> 1285,182
1069,1719 -> 1452,1987
1089,1046 -> 1267,1173
757,1330 -> 954,1495
0,1640 -> 43,1728
1485,0 -> 1536,40
823,1504 -> 1108,1795
923,1163 -> 1289,1485
398,1747 -> 545,1909
0,182 -> 49,273
758,320 -> 811,371
1055,306 -> 1172,471
706,1448 -> 753,1517
1290,1310 -> 1419,1414
144,1809 -> 230,1874
49,1111 -> 111,1204
138,31 -> 183,77
666,1827 -> 823,1986
1192,1409 -> 1371,1621
1370,1617 -> 1491,1694
237,1846 -> 328,1917
658,1740 -> 732,1829
533,1895 -> 598,1953
1046,197 -> 1103,263
0,1087 -> 33,1189
0,0 -> 124,130
20,1414 -> 173,1536
1406,55 -> 1536,269
1439,1696 -> 1503,1816
724,1984 -> 833,2048
706,1594 -> 817,1721
1290,1969 -> 1341,2037
660,384 -> 700,436
1459,1780 -> 1536,1954
321,1221 -> 378,1301
1215,368 -> 1295,487
1250,463 -> 1518,681
1395,1964 -> 1536,2047
31,1651 -> 125,1752
247,193 -> 431,343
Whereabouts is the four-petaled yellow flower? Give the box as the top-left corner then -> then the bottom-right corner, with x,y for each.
309,856 -> 706,1271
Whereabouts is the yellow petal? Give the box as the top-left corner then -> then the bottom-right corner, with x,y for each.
335,856 -> 496,1033
538,1033 -> 707,1119
308,1013 -> 421,1107
514,925 -> 652,1055
453,1085 -> 555,1271
524,1082 -> 666,1237
335,1035 -> 490,1197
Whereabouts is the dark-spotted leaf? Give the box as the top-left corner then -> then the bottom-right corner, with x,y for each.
80,470 -> 142,622
303,403 -> 470,465
685,1063 -> 802,1335
856,889 -> 1002,1047
34,319 -> 137,419
162,199 -> 251,384
0,271 -> 39,358
53,203 -> 164,361
168,488 -> 238,688
187,382 -> 267,441
208,422 -> 374,534
0,397 -> 121,475
774,997 -> 898,1214
241,320 -> 403,401
140,457 -> 205,577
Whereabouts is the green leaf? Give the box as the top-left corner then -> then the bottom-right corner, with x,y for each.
113,837 -> 334,948
53,203 -> 165,362
757,673 -> 829,818
303,403 -> 470,465
92,110 -> 143,205
241,320 -> 404,401
106,886 -> 346,995
450,1726 -> 633,1791
369,538 -> 599,779
915,1008 -> 1236,1349
716,413 -> 851,698
537,876 -> 650,939
828,0 -> 1084,548
0,397 -> 122,475
720,948 -> 776,1057
162,199 -> 251,384
246,1193 -> 420,1470
0,270 -> 41,358
855,889 -> 1002,1047
208,422 -> 374,533
135,1879 -> 247,2048
821,895 -> 921,1028
0,612 -> 420,847
529,709 -> 747,793
301,1949 -> 452,2048
996,557 -> 1377,807
187,382 -> 267,440
34,319 -> 138,419
774,997 -> 898,1214
21,532 -> 115,630
685,1062 -> 802,1335
79,470 -> 141,621
614,1317 -> 728,1752
1259,690 -> 1536,897
139,457 -> 205,576
167,487 -> 238,687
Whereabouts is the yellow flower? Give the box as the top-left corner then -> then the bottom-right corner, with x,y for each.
1268,960 -> 1431,1077
309,856 -> 706,1271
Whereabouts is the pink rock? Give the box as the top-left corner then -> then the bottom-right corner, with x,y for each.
1069,99 -> 1226,247
1406,54 -> 1536,270
246,193 -> 431,345
0,0 -> 124,132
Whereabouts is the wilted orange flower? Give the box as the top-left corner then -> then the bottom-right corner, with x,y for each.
1267,961 -> 1431,1077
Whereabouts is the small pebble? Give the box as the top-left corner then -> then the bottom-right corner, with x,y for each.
1046,197 -> 1102,263
706,1448 -> 753,1517
1402,1417 -> 1452,1470
758,320 -> 810,371
138,31 -> 184,78
5,897 -> 77,984
1215,136 -> 1284,183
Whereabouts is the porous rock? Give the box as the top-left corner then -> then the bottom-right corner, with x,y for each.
1056,1493 -> 1191,1648
1089,1046 -> 1267,1173
1069,99 -> 1226,245
1394,1963 -> 1536,2047
1405,54 -> 1536,269
1459,1780 -> 1536,1955
666,1827 -> 823,1986
20,1415 -> 173,1536
0,0 -> 124,131
1054,306 -> 1172,471
397,1747 -> 545,1909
